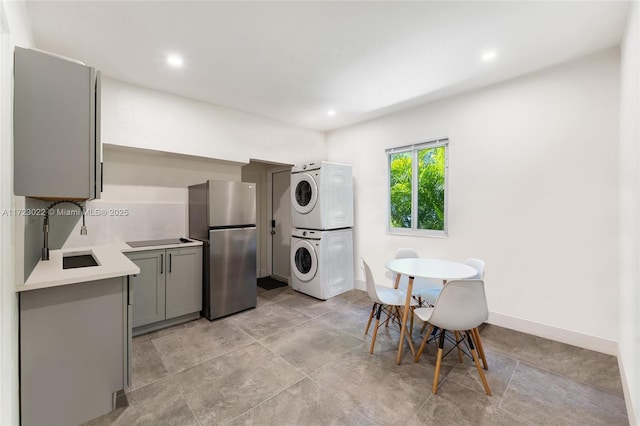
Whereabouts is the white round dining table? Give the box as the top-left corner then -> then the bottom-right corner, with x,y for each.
385,258 -> 478,364
385,258 -> 478,282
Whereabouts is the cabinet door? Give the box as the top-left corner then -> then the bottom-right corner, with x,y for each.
165,247 -> 202,319
20,277 -> 126,426
14,47 -> 100,200
126,250 -> 165,327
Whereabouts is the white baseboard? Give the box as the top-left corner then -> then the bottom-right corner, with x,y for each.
353,279 -> 617,356
617,351 -> 638,426
488,312 -> 618,356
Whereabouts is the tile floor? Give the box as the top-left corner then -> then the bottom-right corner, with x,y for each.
85,287 -> 628,426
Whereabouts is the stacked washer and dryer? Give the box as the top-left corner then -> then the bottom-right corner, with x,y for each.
290,161 -> 354,300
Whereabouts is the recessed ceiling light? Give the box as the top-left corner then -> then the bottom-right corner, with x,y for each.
481,51 -> 497,62
327,109 -> 336,116
167,54 -> 183,68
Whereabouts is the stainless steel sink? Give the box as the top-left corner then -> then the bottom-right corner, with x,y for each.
126,238 -> 193,248
62,252 -> 99,269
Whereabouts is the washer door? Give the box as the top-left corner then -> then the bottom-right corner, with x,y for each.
291,239 -> 318,282
291,173 -> 318,214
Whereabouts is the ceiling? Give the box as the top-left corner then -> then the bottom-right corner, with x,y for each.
25,1 -> 630,132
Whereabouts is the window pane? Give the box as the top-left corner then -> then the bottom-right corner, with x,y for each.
389,152 -> 412,228
417,146 -> 445,231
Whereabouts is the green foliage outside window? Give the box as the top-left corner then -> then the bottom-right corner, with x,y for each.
389,152 -> 413,228
389,145 -> 446,232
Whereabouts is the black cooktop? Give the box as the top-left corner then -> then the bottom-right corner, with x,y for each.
126,238 -> 191,248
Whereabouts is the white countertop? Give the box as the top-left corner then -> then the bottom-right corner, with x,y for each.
18,243 -> 140,292
17,238 -> 203,292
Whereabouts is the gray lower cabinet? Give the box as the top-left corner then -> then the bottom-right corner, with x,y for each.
127,246 -> 202,335
20,276 -> 131,426
165,247 -> 202,318
127,250 -> 165,328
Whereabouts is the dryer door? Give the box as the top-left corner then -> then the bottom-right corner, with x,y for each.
290,239 -> 318,282
291,172 -> 318,215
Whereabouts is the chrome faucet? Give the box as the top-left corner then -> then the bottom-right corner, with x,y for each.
42,200 -> 87,261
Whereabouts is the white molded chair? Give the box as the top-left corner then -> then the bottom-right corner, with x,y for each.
465,258 -> 486,279
413,280 -> 491,395
422,258 -> 485,305
421,257 -> 488,369
394,249 -> 441,305
363,259 -> 418,354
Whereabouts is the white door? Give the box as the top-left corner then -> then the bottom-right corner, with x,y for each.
271,170 -> 291,280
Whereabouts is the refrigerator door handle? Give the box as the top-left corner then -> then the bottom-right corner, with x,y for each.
160,253 -> 164,274
169,253 -> 172,273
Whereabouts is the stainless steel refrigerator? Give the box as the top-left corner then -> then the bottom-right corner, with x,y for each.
188,180 -> 257,320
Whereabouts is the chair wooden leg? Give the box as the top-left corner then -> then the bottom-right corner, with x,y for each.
432,330 -> 446,394
386,306 -> 400,328
396,278 -> 414,365
395,307 -> 402,328
405,323 -> 416,356
467,331 -> 491,396
415,324 -> 433,362
395,306 -> 415,355
454,331 -> 464,363
420,321 -> 428,334
369,305 -> 382,354
472,327 -> 488,370
384,306 -> 392,328
393,306 -> 401,330
410,307 -> 414,337
364,303 -> 376,335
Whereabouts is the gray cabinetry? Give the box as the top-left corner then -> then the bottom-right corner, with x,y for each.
20,277 -> 130,426
128,250 -> 165,328
127,246 -> 202,335
166,247 -> 202,318
14,47 -> 101,200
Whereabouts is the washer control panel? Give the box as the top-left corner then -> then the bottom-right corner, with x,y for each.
291,228 -> 322,239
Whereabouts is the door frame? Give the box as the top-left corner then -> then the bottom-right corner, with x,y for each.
267,166 -> 292,278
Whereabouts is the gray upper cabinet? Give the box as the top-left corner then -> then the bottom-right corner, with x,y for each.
14,47 -> 101,200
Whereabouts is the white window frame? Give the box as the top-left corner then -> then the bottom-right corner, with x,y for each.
386,138 -> 449,237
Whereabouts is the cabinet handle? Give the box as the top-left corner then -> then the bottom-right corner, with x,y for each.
169,254 -> 172,273
160,254 -> 163,274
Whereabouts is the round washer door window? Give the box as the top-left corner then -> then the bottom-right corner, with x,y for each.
291,240 -> 318,282
291,173 -> 318,214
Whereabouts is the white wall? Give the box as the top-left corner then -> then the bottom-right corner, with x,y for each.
101,77 -> 326,165
241,162 -> 268,277
81,78 -> 326,254
0,1 -> 32,424
67,75 -> 325,274
63,148 -> 295,285
327,49 -> 620,355
64,145 -> 243,248
618,2 -> 639,423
